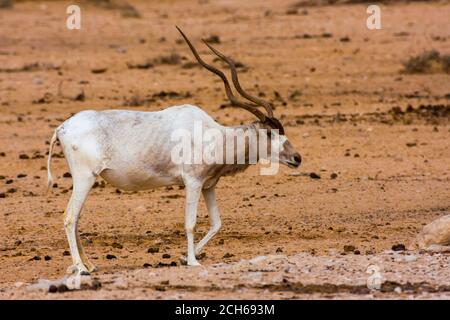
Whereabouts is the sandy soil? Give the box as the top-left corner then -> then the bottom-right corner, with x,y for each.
0,0 -> 449,299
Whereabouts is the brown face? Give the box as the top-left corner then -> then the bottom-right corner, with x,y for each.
279,137 -> 302,168
259,122 -> 302,168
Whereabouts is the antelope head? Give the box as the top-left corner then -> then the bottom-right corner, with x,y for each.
177,27 -> 302,169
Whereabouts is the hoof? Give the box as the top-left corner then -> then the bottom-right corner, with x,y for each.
180,256 -> 201,266
188,260 -> 201,267
66,264 -> 90,276
87,265 -> 98,273
179,256 -> 187,266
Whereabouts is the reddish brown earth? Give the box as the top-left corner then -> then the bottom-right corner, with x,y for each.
0,0 -> 449,299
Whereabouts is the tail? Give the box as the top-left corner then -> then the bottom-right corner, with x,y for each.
47,130 -> 58,194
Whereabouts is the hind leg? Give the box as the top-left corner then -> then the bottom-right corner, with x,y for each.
184,182 -> 202,266
64,171 -> 96,275
76,232 -> 97,273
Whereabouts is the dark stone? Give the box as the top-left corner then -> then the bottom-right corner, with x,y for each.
57,284 -> 69,293
392,244 -> 406,251
147,247 -> 159,254
48,285 -> 58,293
344,245 -> 356,252
309,172 -> 321,179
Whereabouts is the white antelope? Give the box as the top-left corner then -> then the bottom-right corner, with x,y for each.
47,27 -> 301,275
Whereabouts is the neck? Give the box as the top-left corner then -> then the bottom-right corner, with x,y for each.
214,122 -> 262,176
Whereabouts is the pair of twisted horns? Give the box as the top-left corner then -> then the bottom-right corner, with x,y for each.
176,26 -> 285,135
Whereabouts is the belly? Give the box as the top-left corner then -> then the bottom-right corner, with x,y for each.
100,168 -> 181,191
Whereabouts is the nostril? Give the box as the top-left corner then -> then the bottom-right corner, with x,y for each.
293,154 -> 302,164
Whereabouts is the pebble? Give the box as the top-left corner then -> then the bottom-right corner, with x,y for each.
57,284 -> 69,293
48,285 -> 58,293
309,172 -> 321,179
403,254 -> 418,263
148,247 -> 159,254
392,244 -> 406,251
344,245 -> 356,252
249,256 -> 267,265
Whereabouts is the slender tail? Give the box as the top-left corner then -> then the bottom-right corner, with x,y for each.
47,130 -> 58,194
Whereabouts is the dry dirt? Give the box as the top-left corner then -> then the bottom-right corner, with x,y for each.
0,0 -> 449,299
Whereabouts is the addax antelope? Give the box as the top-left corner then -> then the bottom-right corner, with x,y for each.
47,27 -> 301,275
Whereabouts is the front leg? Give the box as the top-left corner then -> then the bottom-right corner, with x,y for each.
185,183 -> 202,266
195,187 -> 221,256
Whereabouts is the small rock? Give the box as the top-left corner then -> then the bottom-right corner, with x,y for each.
344,245 -> 356,252
106,254 -> 116,260
162,253 -> 171,259
91,68 -> 107,74
91,280 -> 102,290
44,255 -> 51,261
48,285 -> 58,293
147,247 -> 159,253
57,284 -> 69,293
404,254 -> 417,262
392,244 -> 406,251
330,172 -> 338,179
249,256 -> 267,264
309,172 -> 321,179
223,252 -> 234,258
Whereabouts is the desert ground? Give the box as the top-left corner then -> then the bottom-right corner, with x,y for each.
0,0 -> 449,299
